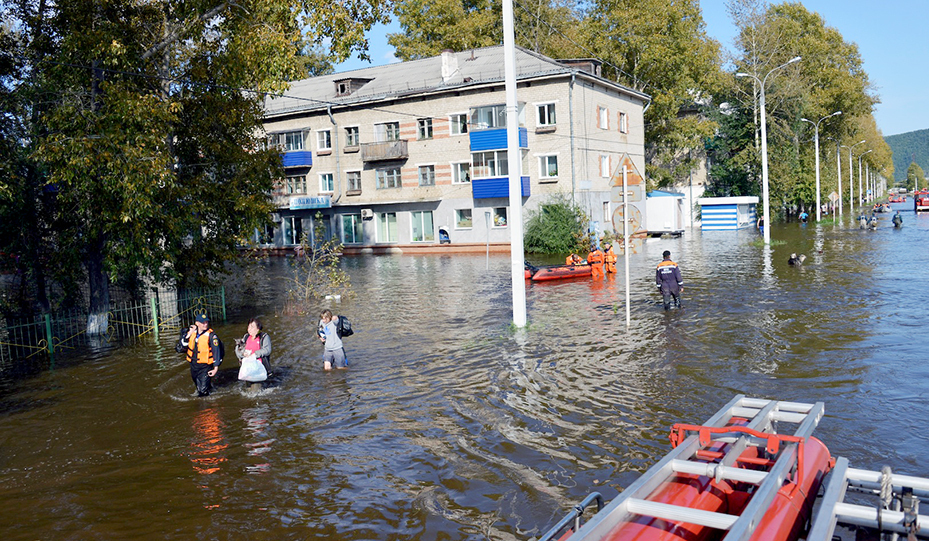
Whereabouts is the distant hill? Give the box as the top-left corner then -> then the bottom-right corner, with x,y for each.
885,128 -> 929,185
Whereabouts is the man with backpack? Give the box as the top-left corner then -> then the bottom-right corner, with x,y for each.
318,309 -> 349,370
179,313 -> 224,396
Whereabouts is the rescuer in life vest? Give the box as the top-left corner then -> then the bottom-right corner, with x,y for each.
565,253 -> 583,266
655,250 -> 683,310
603,243 -> 617,274
587,244 -> 604,278
180,313 -> 223,396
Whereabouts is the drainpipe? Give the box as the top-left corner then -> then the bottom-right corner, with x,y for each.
328,105 -> 342,205
569,71 -> 576,206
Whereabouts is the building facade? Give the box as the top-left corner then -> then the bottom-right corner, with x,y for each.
261,46 -> 649,252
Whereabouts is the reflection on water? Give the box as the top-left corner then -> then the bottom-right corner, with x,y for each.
0,203 -> 927,539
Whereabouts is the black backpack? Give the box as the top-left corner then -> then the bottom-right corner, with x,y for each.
336,315 -> 353,338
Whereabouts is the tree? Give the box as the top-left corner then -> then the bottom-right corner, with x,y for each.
524,193 -> 590,254
906,162 -> 925,192
4,0 -> 390,330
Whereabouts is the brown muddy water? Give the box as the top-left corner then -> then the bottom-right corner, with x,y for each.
1,202 -> 927,540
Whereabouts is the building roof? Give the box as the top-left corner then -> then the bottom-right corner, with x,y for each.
264,45 -> 649,119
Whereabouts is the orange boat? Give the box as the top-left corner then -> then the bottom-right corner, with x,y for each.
540,395 -> 929,541
526,263 -> 592,281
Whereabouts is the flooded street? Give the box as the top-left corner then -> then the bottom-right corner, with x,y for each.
1,202 -> 927,541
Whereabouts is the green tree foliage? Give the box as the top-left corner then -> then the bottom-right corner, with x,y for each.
388,0 -> 585,61
704,101 -> 758,197
906,162 -> 925,192
523,194 -> 590,254
584,0 -> 724,188
1,0 -> 389,325
885,128 -> 929,186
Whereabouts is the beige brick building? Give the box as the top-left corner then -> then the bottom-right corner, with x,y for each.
261,45 -> 649,252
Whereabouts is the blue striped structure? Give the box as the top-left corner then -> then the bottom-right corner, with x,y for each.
281,150 -> 313,168
472,176 -> 530,199
469,127 -> 528,151
700,202 -> 757,230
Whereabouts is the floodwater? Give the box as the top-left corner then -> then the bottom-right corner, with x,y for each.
1,202 -> 927,540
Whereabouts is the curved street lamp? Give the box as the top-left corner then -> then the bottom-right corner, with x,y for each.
737,55 -> 802,245
841,140 -> 867,212
801,111 -> 842,221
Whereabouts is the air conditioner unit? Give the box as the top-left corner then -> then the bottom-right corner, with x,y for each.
361,209 -> 374,220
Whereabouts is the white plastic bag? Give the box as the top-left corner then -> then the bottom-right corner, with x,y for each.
238,354 -> 267,382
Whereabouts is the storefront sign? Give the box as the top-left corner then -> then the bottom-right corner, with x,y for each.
290,195 -> 331,210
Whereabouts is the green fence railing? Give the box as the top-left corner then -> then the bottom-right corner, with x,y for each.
0,287 -> 226,373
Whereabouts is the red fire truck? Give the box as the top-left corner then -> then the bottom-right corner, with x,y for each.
915,190 -> 929,211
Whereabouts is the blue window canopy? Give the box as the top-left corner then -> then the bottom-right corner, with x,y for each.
282,150 -> 313,168
469,127 -> 528,152
472,176 -> 530,199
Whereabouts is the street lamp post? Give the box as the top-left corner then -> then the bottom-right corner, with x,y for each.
737,56 -> 802,245
858,149 -> 872,206
801,111 -> 841,221
841,140 -> 866,213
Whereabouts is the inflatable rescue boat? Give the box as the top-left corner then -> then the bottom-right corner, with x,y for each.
525,263 -> 592,281
540,395 -> 929,541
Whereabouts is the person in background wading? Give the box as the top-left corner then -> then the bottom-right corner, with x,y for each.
180,313 -> 223,396
318,309 -> 347,370
655,250 -> 684,310
234,317 -> 272,388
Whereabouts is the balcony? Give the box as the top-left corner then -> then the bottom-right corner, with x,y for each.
469,127 -> 528,152
361,140 -> 408,162
281,150 -> 313,168
472,176 -> 530,199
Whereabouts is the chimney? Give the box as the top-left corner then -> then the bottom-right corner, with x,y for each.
441,49 -> 459,83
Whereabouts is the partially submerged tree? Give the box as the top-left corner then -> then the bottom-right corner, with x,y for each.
285,213 -> 353,315
524,193 -> 590,255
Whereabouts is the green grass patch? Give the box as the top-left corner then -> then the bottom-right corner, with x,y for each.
748,238 -> 786,248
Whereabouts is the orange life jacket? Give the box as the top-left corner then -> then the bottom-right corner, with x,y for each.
186,329 -> 216,365
587,249 -> 604,264
604,247 -> 617,264
566,254 -> 582,265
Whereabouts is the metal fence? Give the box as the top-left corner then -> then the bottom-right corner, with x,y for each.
0,287 -> 226,372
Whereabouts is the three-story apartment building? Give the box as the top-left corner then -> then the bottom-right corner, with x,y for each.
261,45 -> 649,252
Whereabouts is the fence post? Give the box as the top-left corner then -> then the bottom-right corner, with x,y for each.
221,286 -> 227,322
44,313 -> 55,368
151,296 -> 160,341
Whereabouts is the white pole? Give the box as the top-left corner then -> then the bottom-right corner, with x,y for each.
623,165 -> 630,327
836,142 -> 842,215
502,0 -> 526,327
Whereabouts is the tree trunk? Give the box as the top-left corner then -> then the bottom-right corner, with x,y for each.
85,235 -> 110,335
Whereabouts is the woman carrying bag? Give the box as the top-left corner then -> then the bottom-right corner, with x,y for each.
235,317 -> 272,386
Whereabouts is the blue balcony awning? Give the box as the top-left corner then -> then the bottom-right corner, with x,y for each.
472,176 -> 530,199
469,127 -> 528,152
282,150 -> 313,168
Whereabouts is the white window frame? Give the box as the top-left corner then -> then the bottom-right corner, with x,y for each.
376,167 -> 402,189
451,161 -> 470,184
538,154 -> 559,179
377,212 -> 398,243
346,170 -> 362,192
286,174 -> 307,195
345,126 -> 360,146
619,111 -> 628,133
418,164 -> 436,186
316,129 -> 332,151
600,155 -> 611,178
274,131 -> 303,151
536,102 -> 557,127
455,208 -> 473,229
448,113 -> 468,135
375,121 -> 401,142
319,172 -> 334,193
417,118 -> 433,140
411,210 -> 435,242
492,207 -> 508,228
598,106 -> 609,130
471,151 -> 508,179
282,216 -> 303,245
341,214 -> 363,244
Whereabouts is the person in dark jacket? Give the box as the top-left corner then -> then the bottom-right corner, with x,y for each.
180,313 -> 223,396
655,250 -> 683,310
235,317 -> 272,387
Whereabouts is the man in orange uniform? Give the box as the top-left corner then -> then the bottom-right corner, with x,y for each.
655,250 -> 683,310
180,313 -> 224,396
603,243 -> 617,274
587,244 -> 604,278
565,253 -> 583,265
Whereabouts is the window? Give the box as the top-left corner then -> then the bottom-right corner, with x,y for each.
452,162 -> 470,184
418,165 -> 435,186
619,111 -> 628,133
603,202 -> 611,224
493,207 -> 507,228
269,131 -> 304,151
342,214 -> 363,244
286,175 -> 306,194
317,130 -> 331,151
600,155 -> 611,178
346,171 -> 362,192
375,122 -> 400,142
376,167 -> 402,189
537,103 -> 556,126
471,151 -> 508,179
411,211 -> 435,242
598,106 -> 609,130
539,155 -> 558,179
345,126 -> 359,146
319,173 -> 334,193
417,118 -> 433,140
449,113 -> 468,135
254,224 -> 275,245
377,212 -> 398,242
282,216 -> 303,245
455,209 -> 473,229
471,104 -> 506,130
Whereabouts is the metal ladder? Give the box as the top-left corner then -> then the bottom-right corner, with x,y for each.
808,459 -> 929,540
543,395 -> 824,541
